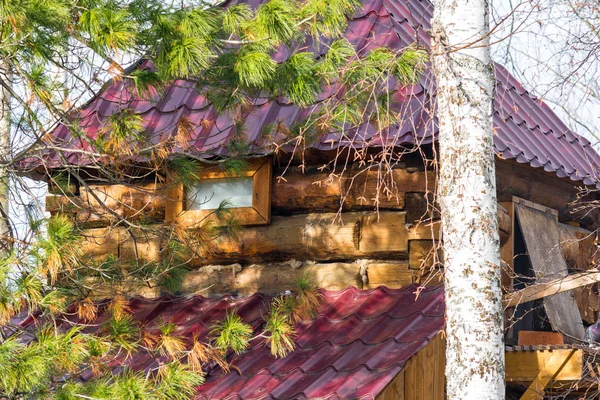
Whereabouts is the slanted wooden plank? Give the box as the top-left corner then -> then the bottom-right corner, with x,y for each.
514,202 -> 586,340
503,270 -> 600,308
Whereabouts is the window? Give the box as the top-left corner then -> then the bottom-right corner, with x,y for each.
166,157 -> 272,226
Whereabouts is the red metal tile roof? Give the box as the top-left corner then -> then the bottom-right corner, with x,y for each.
37,0 -> 600,186
16,284 -> 445,399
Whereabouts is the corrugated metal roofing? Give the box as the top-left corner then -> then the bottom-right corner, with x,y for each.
15,284 -> 445,399
38,0 -> 600,186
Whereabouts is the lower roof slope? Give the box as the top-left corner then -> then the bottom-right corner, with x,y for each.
38,0 -> 600,186
16,284 -> 445,400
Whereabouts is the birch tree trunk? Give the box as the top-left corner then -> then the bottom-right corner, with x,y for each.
431,1 -> 505,399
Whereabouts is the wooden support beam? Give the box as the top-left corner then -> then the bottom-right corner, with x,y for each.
503,269 -> 600,308
520,349 -> 579,400
506,348 -> 582,383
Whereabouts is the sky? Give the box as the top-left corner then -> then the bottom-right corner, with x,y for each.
492,0 -> 600,146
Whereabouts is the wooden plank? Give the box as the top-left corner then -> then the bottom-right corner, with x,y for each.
359,213 -> 407,252
80,183 -> 166,220
253,157 -> 272,224
573,285 -> 599,324
433,333 -> 445,400
400,333 -> 445,400
377,371 -> 405,400
502,269 -> 600,308
518,331 -> 564,346
119,229 -> 162,264
495,161 -> 579,222
514,202 -> 586,340
520,349 -> 579,400
506,348 -> 583,382
500,201 -> 515,292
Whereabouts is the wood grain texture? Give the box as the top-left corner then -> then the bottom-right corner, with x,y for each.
514,203 -> 585,340
181,261 -> 415,296
505,348 -> 582,382
396,332 -> 445,400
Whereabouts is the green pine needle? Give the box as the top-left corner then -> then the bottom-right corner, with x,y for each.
210,309 -> 252,354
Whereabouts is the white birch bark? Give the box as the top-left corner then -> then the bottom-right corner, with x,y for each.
431,1 -> 505,399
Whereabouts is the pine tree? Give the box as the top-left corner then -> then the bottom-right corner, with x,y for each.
0,0 -> 429,398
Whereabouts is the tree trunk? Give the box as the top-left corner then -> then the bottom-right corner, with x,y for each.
431,1 -> 505,399
0,60 -> 11,253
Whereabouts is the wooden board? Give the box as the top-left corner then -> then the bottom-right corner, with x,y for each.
385,332 -> 445,400
505,348 -> 582,382
514,202 -> 585,340
499,201 -> 515,292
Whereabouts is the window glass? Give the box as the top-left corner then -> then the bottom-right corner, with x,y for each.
186,177 -> 253,210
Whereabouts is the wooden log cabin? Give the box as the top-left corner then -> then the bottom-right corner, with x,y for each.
29,0 -> 600,398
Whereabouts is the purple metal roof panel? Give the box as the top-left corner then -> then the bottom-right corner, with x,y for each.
33,0 -> 600,186
14,284 -> 445,400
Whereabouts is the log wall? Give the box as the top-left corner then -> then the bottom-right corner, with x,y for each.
47,159 -> 595,304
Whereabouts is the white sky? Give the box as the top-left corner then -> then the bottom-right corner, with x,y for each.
492,0 -> 600,146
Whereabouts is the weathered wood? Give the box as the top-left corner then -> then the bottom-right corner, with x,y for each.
80,183 -> 166,220
185,211 -> 411,265
79,227 -> 122,261
573,285 -> 599,324
409,240 -> 442,270
495,160 -> 583,224
81,211 -> 418,266
505,348 -> 583,382
181,260 -> 414,296
272,168 -> 436,214
514,202 -> 585,340
500,201 -> 515,292
47,183 -> 166,226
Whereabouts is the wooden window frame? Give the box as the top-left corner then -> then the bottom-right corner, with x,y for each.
165,157 -> 272,226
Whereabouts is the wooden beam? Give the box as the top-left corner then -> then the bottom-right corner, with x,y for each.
506,348 -> 582,383
520,349 -> 579,400
180,260 -> 415,296
503,269 -> 600,308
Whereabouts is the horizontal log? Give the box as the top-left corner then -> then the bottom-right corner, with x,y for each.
409,240 -> 442,270
47,183 -> 166,226
82,207 -> 514,269
272,168 -> 436,214
503,269 -> 600,308
180,260 -> 415,296
186,211 -> 410,265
